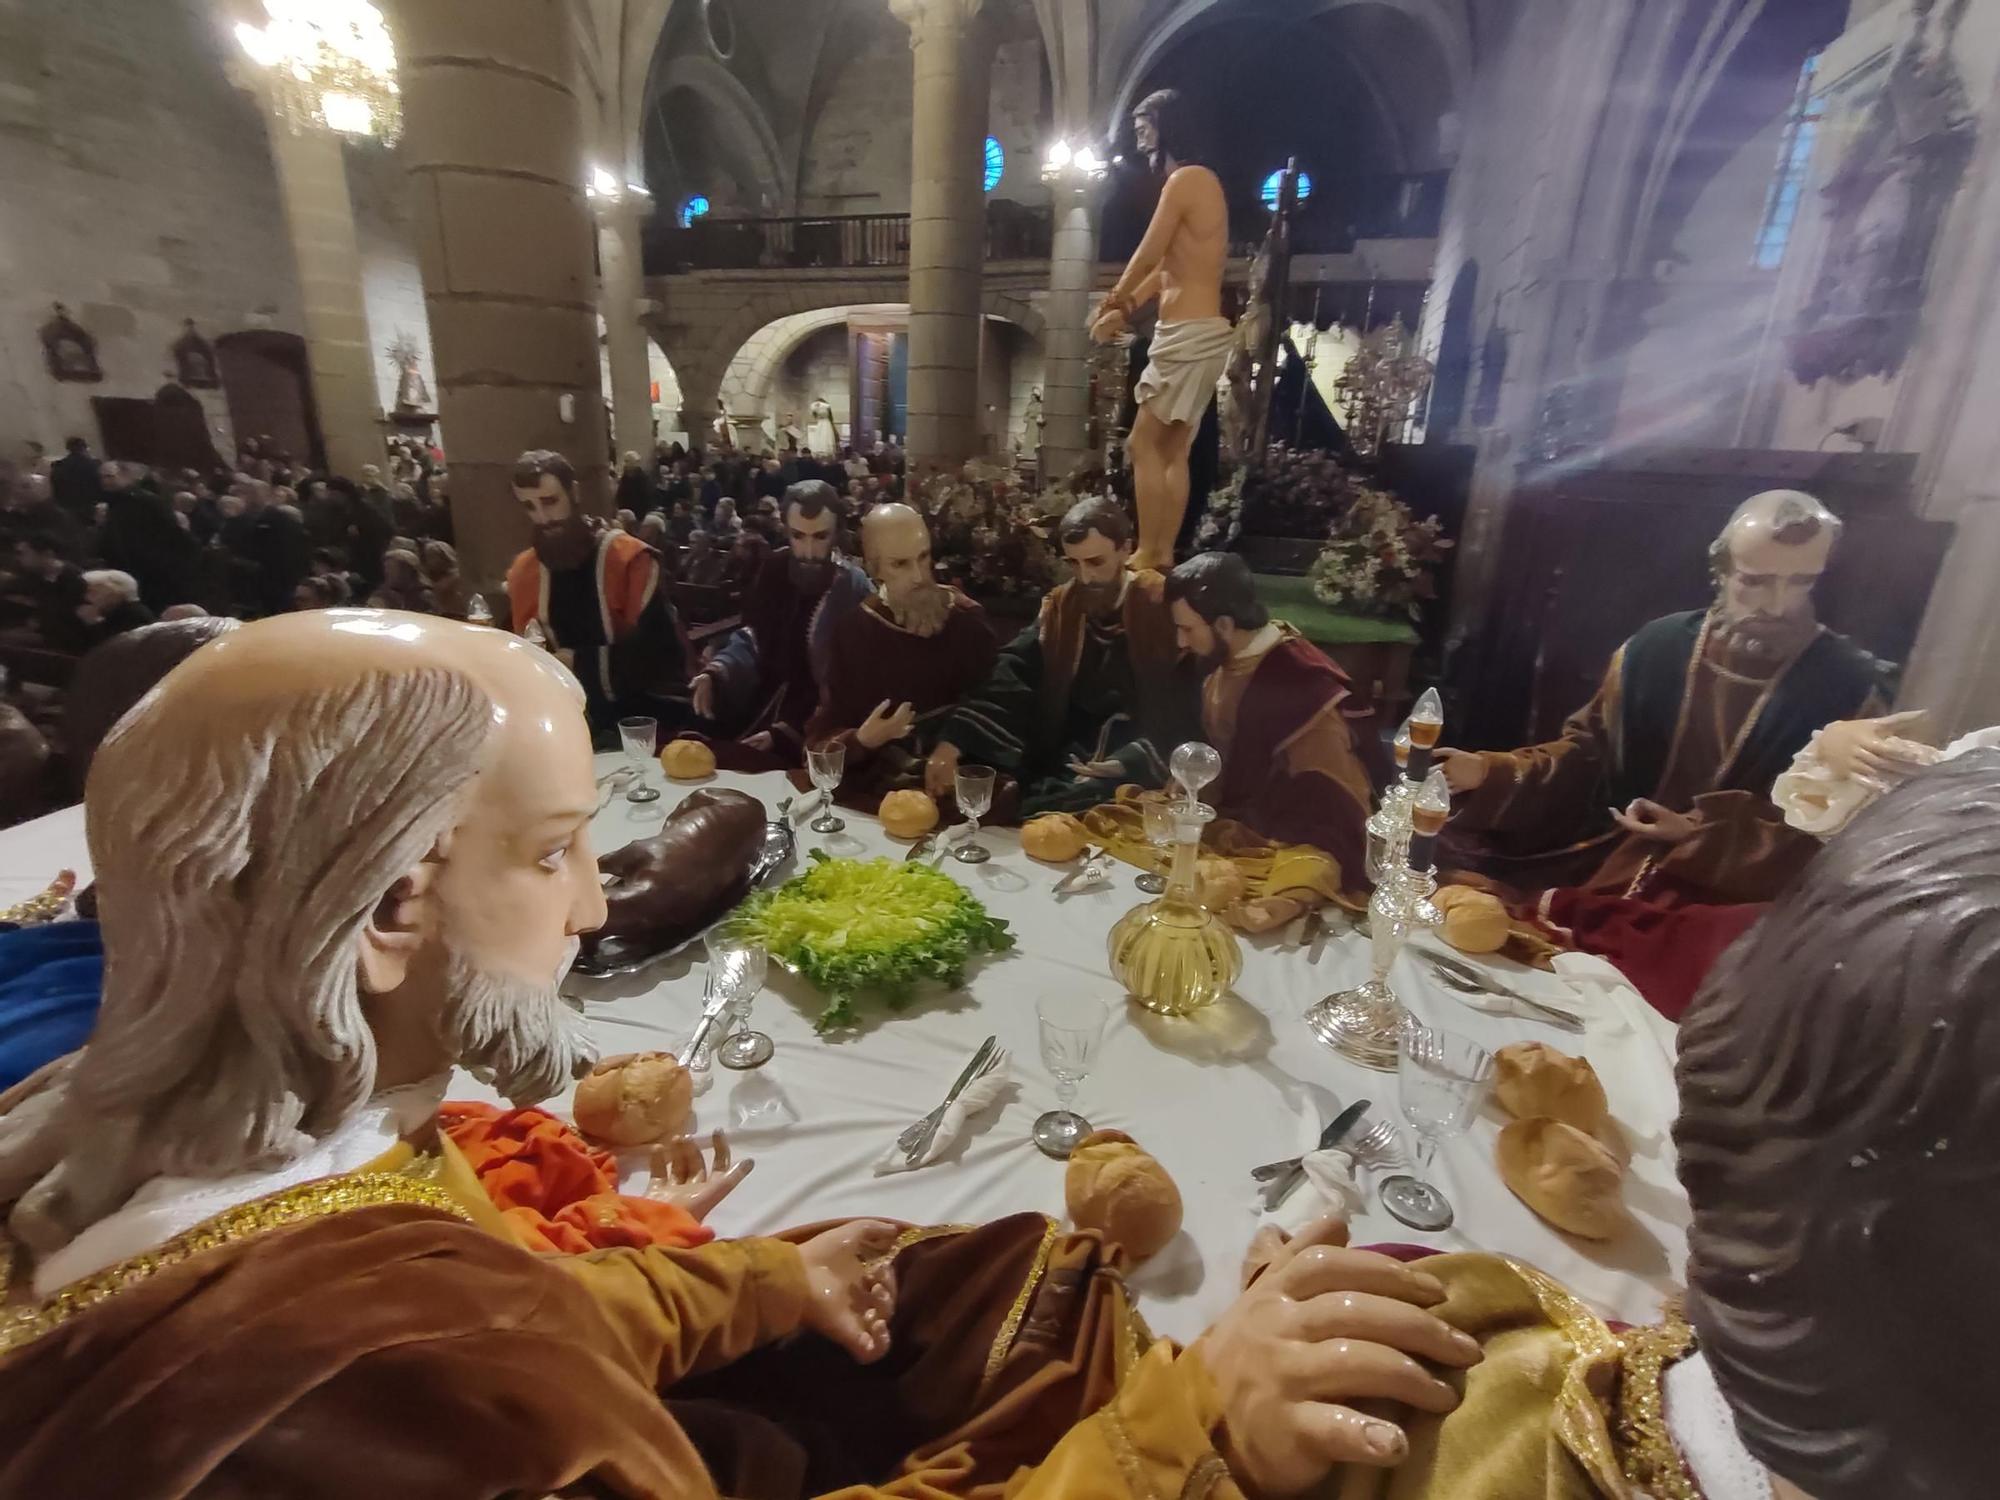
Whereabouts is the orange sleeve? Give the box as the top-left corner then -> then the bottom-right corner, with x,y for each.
505,550 -> 538,634
605,533 -> 661,640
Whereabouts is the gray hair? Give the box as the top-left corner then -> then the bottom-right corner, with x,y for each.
0,666 -> 496,1253
81,569 -> 139,605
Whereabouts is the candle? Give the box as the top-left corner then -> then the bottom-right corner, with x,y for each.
1407,766 -> 1451,870
1405,688 -> 1443,782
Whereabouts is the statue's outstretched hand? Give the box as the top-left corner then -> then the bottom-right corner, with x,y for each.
1194,1217 -> 1478,1495
647,1130 -> 753,1220
1435,748 -> 1486,794
1816,711 -> 1934,781
1610,797 -> 1701,845
925,741 -> 962,798
797,1220 -> 899,1364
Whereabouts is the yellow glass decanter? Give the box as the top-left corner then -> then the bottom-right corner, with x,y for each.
1108,802 -> 1242,1015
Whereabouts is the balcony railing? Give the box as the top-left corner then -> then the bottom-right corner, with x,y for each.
644,203 -> 1053,276
642,173 -> 1447,276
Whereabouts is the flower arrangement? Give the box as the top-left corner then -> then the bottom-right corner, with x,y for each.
916,459 -> 1073,600
1236,443 -> 1367,538
1193,470 -> 1245,552
1306,482 -> 1452,621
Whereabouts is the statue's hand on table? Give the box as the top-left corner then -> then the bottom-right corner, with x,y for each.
798,1220 -> 899,1364
1193,1217 -> 1478,1493
1611,797 -> 1703,845
647,1130 -> 754,1219
925,741 -> 962,798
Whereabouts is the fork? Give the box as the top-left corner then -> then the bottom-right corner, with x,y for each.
895,1043 -> 1002,1155
1430,963 -> 1585,1032
1346,1118 -> 1401,1166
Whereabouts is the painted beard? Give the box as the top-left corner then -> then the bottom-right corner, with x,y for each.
1715,604 -> 1817,664
885,578 -> 952,637
533,516 -> 595,572
788,552 -> 835,595
1077,578 -> 1123,619
440,938 -> 595,1106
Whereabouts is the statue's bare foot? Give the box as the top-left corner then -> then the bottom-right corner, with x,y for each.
1129,550 -> 1174,572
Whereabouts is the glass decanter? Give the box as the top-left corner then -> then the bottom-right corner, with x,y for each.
1108,801 -> 1242,1016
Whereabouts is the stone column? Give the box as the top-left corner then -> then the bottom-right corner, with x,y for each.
260,118 -> 383,479
1899,496 -> 2000,737
1040,190 -> 1099,482
387,0 -> 609,586
893,0 -> 991,473
597,192 -> 657,462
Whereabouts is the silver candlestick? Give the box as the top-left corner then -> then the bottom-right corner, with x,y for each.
1308,690 -> 1448,1068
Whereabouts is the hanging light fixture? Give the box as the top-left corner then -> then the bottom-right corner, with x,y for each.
234,0 -> 401,141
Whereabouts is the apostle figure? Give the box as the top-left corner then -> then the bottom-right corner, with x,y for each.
1090,88 -> 1231,570
777,409 -> 805,454
806,395 -> 839,458
1439,489 -> 1887,904
803,502 -> 1000,806
710,397 -> 735,452
505,448 -> 690,739
927,497 -> 1198,816
693,479 -> 872,763
1165,552 -> 1383,888
0,607 -> 1485,1498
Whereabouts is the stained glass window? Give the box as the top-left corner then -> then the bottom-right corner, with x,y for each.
984,137 -> 1005,193
1261,168 -> 1313,211
679,195 -> 711,228
1753,52 -> 1825,270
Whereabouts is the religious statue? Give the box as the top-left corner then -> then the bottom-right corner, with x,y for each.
711,397 -> 735,452
170,319 -> 218,389
927,497 -> 1199,817
806,395 -> 840,458
802,501 -> 1000,806
1164,552 -> 1384,891
1439,489 -> 1890,905
0,606 -> 1500,1498
38,303 -> 100,383
692,479 -> 872,765
504,449 -> 692,739
1022,386 -> 1044,455
1789,0 -> 1975,386
389,334 -> 432,413
777,409 -> 805,454
1089,89 -> 1231,570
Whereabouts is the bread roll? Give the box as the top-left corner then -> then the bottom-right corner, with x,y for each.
1496,1118 -> 1630,1240
1064,1129 -> 1183,1262
1022,813 -> 1088,864
879,788 -> 940,839
1195,856 -> 1247,912
660,739 -> 717,781
1435,885 -> 1509,954
573,1052 -> 694,1146
1494,1041 -> 1610,1136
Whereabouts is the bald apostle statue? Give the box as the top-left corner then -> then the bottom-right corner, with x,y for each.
1439,489 -> 1888,905
803,502 -> 999,805
927,497 -> 1199,817
1165,552 -> 1384,892
0,607 -> 1494,1499
1090,88 -> 1231,571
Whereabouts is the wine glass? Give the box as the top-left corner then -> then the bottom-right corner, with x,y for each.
1136,791 -> 1175,894
1379,1021 -> 1495,1232
806,740 -> 846,833
708,929 -> 773,1070
1033,993 -> 1110,1159
618,716 -> 661,803
953,764 -> 996,864
1170,741 -> 1221,811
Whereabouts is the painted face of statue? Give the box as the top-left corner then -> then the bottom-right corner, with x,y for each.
864,504 -> 949,636
517,474 -> 594,572
1170,597 -> 1227,669
1133,109 -> 1158,156
1717,527 -> 1831,662
1064,527 -> 1133,618
785,502 -> 840,592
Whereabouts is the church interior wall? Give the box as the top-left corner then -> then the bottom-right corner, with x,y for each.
0,0 -> 435,463
769,324 -> 852,448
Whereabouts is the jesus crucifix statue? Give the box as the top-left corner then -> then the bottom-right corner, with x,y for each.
1090,88 -> 1232,571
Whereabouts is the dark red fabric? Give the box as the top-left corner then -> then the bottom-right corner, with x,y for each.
1539,883 -> 1768,1022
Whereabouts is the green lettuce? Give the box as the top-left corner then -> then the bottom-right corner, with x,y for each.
732,851 -> 1015,1030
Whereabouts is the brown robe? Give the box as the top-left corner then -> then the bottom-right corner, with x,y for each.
1451,612 -> 1886,903
803,590 -> 1001,809
0,1185 -> 1236,1500
1202,628 -> 1384,894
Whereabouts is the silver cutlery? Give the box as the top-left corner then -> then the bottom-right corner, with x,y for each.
676,971 -> 732,1068
1304,906 -> 1329,962
898,1035 -> 1000,1162
1429,958 -> 1585,1032
904,834 -> 936,863
1052,846 -> 1110,896
1259,1098 -> 1373,1209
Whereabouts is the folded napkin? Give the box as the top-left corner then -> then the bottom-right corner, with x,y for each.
1260,1147 -> 1368,1235
1547,953 -> 1636,1036
873,1050 -> 1012,1175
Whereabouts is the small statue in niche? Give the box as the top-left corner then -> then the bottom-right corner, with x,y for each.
40,304 -> 101,383
388,334 -> 431,413
172,320 -> 219,389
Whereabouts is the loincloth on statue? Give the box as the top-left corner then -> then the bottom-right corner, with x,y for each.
1135,317 -> 1235,428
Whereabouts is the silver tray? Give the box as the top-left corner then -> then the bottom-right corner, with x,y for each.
569,819 -> 797,979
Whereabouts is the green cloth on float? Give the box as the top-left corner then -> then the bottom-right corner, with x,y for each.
1252,573 -> 1421,646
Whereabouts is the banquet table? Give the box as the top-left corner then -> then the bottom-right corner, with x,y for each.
0,759 -> 1690,1343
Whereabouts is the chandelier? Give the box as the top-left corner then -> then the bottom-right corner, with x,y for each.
234,0 -> 401,141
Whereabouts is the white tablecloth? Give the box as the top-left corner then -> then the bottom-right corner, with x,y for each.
1,761 -> 1689,1341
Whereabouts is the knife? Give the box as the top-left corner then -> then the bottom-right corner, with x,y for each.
906,1034 -> 999,1164
1256,1098 -> 1373,1209
676,972 -> 732,1068
904,834 -> 936,863
1052,846 -> 1107,896
1303,906 -> 1329,962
